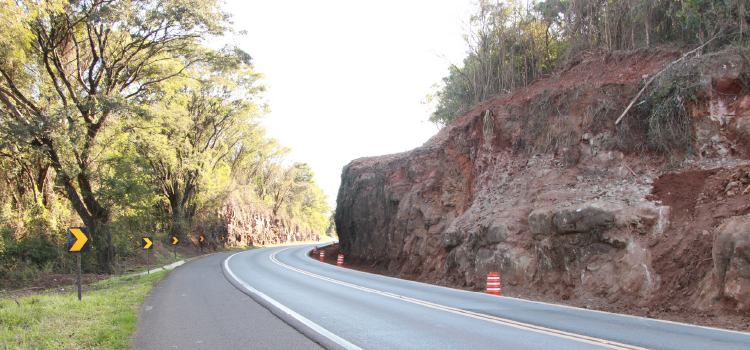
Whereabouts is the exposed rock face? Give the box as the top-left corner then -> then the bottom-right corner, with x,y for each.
336,48 -> 750,315
193,196 -> 320,250
700,215 -> 750,312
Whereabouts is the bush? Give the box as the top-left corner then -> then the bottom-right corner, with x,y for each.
1,238 -> 60,270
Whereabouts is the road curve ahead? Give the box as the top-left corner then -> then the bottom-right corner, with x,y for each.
225,244 -> 750,350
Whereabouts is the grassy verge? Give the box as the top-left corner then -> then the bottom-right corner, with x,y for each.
0,270 -> 167,349
118,251 -> 189,276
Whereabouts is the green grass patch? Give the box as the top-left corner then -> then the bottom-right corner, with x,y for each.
0,270 -> 167,349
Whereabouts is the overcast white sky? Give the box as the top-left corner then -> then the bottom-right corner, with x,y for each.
222,0 -> 475,209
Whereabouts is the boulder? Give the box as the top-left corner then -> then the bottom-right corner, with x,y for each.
552,204 -> 615,234
529,210 -> 555,239
529,203 -> 616,238
712,215 -> 750,311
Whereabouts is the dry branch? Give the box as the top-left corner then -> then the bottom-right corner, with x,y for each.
742,183 -> 750,195
624,163 -> 637,177
615,38 -> 718,125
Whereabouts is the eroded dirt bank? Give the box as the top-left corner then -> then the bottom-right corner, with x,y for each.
335,48 -> 750,331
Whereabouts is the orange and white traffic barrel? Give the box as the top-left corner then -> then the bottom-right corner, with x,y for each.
487,272 -> 502,296
313,246 -> 318,255
337,254 -> 344,267
319,250 -> 325,262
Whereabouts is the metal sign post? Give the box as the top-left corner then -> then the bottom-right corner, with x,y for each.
77,252 -> 82,301
67,227 -> 90,301
142,237 -> 153,274
172,236 -> 178,260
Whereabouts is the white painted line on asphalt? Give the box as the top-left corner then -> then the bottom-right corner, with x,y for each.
273,247 -> 650,350
224,252 -> 363,350
307,246 -> 750,339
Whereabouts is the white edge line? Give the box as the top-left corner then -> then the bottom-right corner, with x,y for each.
304,248 -> 750,337
294,248 -> 644,350
224,251 -> 363,350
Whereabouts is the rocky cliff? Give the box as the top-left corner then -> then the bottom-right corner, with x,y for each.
335,47 -> 750,321
191,195 -> 320,251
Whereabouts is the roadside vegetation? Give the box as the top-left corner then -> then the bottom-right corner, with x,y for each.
0,270 -> 167,350
0,0 -> 331,280
426,0 -> 750,129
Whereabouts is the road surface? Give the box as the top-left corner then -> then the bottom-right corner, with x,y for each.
132,252 -> 323,349
223,243 -> 750,350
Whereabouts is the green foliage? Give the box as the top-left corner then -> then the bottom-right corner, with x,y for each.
427,0 -> 750,126
0,0 -> 331,273
0,0 -> 236,273
425,68 -> 474,127
326,211 -> 337,237
0,238 -> 59,270
128,52 -> 267,239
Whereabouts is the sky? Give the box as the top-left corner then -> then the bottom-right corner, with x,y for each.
222,0 -> 475,209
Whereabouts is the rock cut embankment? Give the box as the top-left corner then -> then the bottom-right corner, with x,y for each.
335,48 -> 750,327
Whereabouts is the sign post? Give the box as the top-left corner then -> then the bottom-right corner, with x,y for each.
77,252 -> 81,300
199,236 -> 204,253
141,237 -> 153,274
171,236 -> 178,260
67,227 -> 90,301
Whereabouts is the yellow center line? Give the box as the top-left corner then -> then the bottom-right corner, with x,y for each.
270,247 -> 651,350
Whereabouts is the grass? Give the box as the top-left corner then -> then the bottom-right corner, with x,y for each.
0,270 -> 167,349
117,250 -> 188,276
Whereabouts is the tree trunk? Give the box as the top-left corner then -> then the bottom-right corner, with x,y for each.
60,172 -> 115,273
92,217 -> 115,275
170,202 -> 188,239
166,177 -> 197,241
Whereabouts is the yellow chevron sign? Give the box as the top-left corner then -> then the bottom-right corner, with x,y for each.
200,236 -> 204,242
67,227 -> 90,252
142,237 -> 153,250
172,237 -> 178,245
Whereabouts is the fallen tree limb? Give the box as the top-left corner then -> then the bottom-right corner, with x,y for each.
615,38 -> 719,125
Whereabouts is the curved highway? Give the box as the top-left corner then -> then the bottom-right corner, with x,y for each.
224,243 -> 750,350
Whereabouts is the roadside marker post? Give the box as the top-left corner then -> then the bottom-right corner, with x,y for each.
199,235 -> 204,253
171,236 -> 178,259
142,237 -> 153,274
67,227 -> 90,301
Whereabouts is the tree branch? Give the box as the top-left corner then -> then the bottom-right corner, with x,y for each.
616,33 -> 721,124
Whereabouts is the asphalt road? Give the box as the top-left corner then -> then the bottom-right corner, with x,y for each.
131,252 -> 323,349
222,243 -> 750,350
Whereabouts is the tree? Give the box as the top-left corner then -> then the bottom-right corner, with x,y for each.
131,53 -> 265,240
427,0 -> 750,127
0,0 -> 230,273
